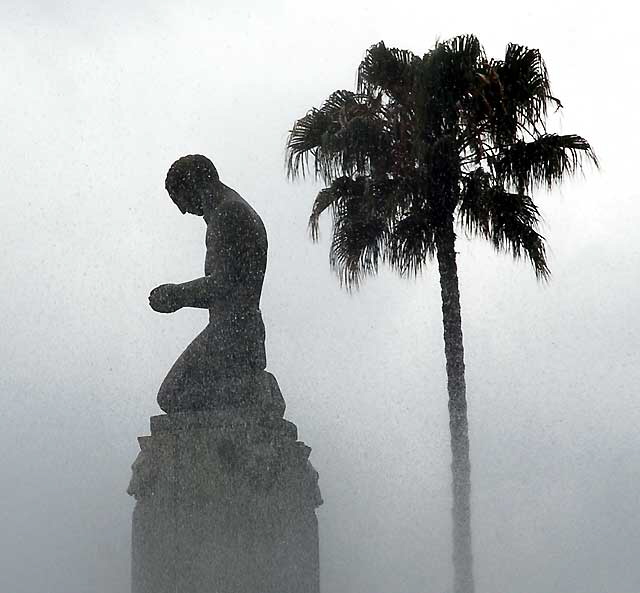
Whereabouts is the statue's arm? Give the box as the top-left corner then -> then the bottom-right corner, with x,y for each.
174,274 -> 229,309
149,271 -> 230,313
149,202 -> 245,313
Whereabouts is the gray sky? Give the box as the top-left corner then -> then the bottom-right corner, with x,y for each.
1,1 -> 639,592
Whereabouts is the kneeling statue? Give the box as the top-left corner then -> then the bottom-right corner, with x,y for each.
149,154 -> 272,414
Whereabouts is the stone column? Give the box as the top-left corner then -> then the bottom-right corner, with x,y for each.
128,371 -> 322,593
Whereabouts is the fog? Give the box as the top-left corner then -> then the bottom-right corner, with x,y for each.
1,1 -> 639,592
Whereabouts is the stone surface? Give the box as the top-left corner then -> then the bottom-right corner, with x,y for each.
149,155 -> 269,414
131,155 -> 321,593
128,392 -> 322,593
156,370 -> 286,421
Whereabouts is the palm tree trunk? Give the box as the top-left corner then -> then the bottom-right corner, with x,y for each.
435,220 -> 474,593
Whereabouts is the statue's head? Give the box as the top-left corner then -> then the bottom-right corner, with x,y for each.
165,154 -> 220,215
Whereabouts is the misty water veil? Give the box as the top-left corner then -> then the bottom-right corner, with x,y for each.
2,3 -> 638,593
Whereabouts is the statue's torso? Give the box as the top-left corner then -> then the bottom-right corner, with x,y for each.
156,178 -> 269,414
204,186 -> 267,316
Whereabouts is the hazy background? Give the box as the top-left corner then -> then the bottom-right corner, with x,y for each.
1,1 -> 638,592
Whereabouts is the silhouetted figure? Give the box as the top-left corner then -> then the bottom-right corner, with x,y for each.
149,155 -> 268,413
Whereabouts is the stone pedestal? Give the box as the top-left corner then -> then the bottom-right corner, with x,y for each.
128,372 -> 322,593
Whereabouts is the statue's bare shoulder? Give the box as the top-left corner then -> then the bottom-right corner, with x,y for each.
206,185 -> 267,255
211,184 -> 265,230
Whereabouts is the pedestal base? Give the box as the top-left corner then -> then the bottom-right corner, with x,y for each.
128,389 -> 321,593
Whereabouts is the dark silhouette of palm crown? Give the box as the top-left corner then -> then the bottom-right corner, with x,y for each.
286,35 -> 597,286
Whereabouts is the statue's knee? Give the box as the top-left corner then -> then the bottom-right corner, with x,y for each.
156,381 -> 172,413
157,369 -> 183,413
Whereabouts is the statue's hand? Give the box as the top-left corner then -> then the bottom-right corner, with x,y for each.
149,284 -> 183,313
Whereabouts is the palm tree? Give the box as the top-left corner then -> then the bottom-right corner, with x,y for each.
285,35 -> 597,593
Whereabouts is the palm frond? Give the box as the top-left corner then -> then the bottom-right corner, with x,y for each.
286,108 -> 334,179
437,34 -> 485,70
286,90 -> 387,182
459,179 -> 549,279
328,111 -> 388,178
415,35 -> 487,139
357,41 -> 418,99
493,133 -> 598,192
492,44 -> 560,137
328,180 -> 391,289
321,89 -> 361,112
286,90 -> 359,179
308,187 -> 340,242
308,176 -> 360,241
386,210 -> 437,277
458,167 -> 492,234
430,35 -> 485,101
